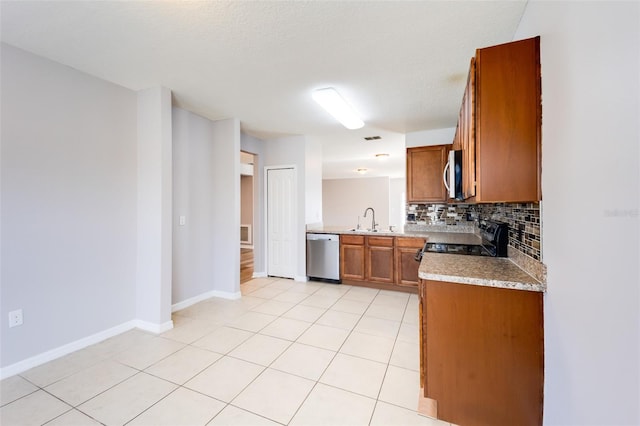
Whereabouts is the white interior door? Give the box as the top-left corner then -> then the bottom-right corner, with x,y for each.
267,167 -> 296,279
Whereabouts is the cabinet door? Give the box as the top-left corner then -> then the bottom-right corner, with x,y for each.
341,244 -> 365,281
396,247 -> 422,287
367,246 -> 395,283
366,236 -> 395,284
406,146 -> 449,203
340,235 -> 365,281
395,237 -> 425,287
475,36 -> 541,202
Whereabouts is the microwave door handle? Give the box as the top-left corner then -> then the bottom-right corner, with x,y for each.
443,160 -> 451,192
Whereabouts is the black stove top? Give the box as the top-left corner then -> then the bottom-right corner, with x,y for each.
425,242 -> 493,256
414,219 -> 509,262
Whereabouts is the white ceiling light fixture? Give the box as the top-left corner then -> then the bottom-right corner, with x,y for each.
375,153 -> 390,160
312,87 -> 364,130
356,168 -> 368,174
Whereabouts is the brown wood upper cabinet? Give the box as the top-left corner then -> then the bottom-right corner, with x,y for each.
456,36 -> 541,203
406,145 -> 449,203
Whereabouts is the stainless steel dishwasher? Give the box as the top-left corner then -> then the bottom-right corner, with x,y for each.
306,233 -> 341,283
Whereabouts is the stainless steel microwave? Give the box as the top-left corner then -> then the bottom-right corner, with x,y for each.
444,150 -> 463,200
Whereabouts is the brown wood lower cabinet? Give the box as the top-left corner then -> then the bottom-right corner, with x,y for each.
395,237 -> 426,287
340,235 -> 365,281
339,235 -> 424,290
419,279 -> 544,426
366,236 -> 394,284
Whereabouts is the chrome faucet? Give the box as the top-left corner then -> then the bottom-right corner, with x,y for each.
363,207 -> 377,232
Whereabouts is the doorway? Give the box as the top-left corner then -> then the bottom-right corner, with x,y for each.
266,167 -> 296,279
240,151 -> 255,283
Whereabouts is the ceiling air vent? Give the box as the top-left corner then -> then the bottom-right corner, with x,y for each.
364,136 -> 381,141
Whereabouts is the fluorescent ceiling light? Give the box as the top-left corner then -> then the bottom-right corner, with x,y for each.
312,88 -> 364,130
356,168 -> 368,174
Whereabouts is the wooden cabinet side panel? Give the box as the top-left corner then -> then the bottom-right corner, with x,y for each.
463,57 -> 477,199
475,37 -> 541,202
424,280 -> 543,426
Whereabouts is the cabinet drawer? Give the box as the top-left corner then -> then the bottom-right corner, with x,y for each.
396,237 -> 426,248
341,234 -> 364,245
368,236 -> 394,247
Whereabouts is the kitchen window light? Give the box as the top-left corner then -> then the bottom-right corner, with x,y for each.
312,87 -> 364,129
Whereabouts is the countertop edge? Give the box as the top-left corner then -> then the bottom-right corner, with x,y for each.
419,271 -> 546,293
306,229 -> 429,238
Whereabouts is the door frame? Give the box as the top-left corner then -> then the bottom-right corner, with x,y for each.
264,165 -> 298,280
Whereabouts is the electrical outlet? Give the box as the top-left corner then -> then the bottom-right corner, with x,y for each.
179,216 -> 186,226
8,309 -> 23,328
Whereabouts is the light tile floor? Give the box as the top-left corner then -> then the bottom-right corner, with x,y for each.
0,278 -> 450,426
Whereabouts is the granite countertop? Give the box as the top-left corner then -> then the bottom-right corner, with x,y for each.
306,226 -> 482,245
418,252 -> 545,293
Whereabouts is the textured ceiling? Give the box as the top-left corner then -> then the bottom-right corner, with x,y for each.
0,1 -> 527,179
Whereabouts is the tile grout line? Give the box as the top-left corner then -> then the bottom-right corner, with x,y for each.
366,293 -> 411,425
275,282 -> 379,425
2,279 -> 424,426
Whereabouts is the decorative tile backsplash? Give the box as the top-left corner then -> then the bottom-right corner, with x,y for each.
406,202 -> 542,261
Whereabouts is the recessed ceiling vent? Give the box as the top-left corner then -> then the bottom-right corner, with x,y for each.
364,136 -> 381,141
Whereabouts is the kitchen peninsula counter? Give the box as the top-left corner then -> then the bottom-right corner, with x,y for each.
418,251 -> 545,292
417,254 -> 544,426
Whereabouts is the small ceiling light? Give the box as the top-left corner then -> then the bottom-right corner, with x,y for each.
364,136 -> 381,141
375,153 -> 390,160
356,168 -> 368,174
312,87 -> 364,130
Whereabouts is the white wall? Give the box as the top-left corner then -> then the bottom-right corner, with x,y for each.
305,139 -> 323,227
405,127 -> 455,148
515,2 -> 639,424
323,177 -> 391,230
241,134 -> 266,275
389,177 -> 406,228
1,44 -> 138,367
136,87 -> 173,331
172,109 -> 241,304
211,119 -> 241,294
263,135 -> 308,280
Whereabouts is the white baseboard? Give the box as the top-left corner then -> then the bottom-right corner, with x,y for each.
171,289 -> 242,313
171,291 -> 217,312
252,271 -> 267,278
210,290 -> 242,300
0,320 -> 136,380
0,317 -> 177,380
134,319 -> 174,334
295,275 -> 309,282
